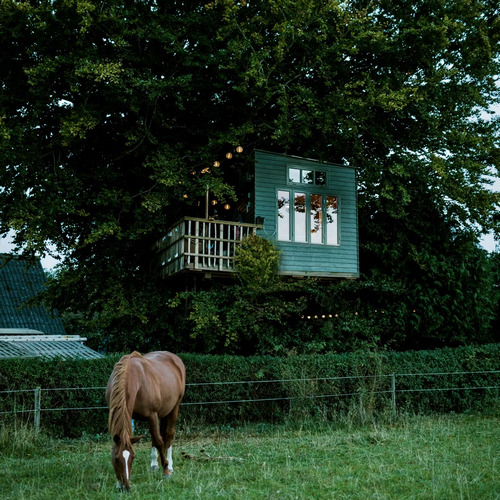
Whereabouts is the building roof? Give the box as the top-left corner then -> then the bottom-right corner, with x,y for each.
0,254 -> 66,335
0,329 -> 102,360
0,255 -> 102,360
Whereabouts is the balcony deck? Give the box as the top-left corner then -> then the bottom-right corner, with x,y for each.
155,217 -> 262,277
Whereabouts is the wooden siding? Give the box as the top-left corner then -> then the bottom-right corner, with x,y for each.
254,150 -> 359,278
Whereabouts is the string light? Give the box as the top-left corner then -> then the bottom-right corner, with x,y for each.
211,200 -> 218,205
224,203 -> 231,210
226,152 -> 233,159
300,309 -> 418,320
213,161 -> 220,167
236,146 -> 243,153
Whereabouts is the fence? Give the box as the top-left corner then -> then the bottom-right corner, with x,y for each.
1,370 -> 499,432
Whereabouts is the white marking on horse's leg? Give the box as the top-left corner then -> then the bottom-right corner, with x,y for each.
122,450 -> 131,480
167,446 -> 173,473
150,447 -> 159,470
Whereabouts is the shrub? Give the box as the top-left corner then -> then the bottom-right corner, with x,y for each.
0,344 -> 498,436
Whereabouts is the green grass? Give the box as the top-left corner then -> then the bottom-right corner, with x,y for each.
0,411 -> 499,499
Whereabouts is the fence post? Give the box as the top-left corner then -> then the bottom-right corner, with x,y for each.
34,387 -> 41,432
391,374 -> 396,414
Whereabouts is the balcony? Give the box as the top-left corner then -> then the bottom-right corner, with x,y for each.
155,217 -> 262,278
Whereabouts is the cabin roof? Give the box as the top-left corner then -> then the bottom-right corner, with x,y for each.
254,149 -> 356,169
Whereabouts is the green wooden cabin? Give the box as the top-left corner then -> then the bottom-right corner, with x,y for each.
156,150 -> 359,279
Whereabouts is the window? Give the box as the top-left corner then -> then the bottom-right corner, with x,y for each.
288,167 -> 326,186
277,190 -> 290,241
277,190 -> 338,245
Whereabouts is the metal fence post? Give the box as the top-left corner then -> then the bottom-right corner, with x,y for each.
34,387 -> 41,432
391,374 -> 396,414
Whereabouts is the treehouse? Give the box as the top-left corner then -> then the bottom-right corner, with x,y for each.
156,150 -> 359,279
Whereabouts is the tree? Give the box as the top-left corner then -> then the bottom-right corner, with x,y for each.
1,0 -> 498,351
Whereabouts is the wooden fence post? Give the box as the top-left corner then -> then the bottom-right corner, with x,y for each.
34,387 -> 41,432
391,374 -> 397,414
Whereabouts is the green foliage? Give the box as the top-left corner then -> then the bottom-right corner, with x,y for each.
1,345 -> 499,437
0,0 -> 498,351
234,234 -> 281,290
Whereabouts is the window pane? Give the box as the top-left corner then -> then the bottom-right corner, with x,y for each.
277,190 -> 290,241
326,196 -> 338,245
294,192 -> 307,242
310,194 -> 323,244
289,168 -> 300,183
316,171 -> 326,185
302,170 -> 314,184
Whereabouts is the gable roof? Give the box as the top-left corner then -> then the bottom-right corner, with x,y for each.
0,254 -> 66,335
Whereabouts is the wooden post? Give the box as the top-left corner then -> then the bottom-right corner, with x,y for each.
391,374 -> 397,414
34,387 -> 41,432
205,185 -> 209,219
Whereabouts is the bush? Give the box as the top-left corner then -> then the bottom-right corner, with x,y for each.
1,344 -> 499,436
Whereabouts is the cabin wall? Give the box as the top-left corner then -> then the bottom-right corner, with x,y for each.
254,150 -> 359,278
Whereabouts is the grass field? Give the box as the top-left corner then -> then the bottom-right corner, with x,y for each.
0,411 -> 498,499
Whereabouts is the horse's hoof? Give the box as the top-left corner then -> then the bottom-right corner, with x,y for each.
162,472 -> 173,480
151,465 -> 159,471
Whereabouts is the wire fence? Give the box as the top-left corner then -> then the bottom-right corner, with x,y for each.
1,370 -> 499,431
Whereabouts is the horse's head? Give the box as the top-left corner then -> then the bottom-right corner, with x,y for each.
111,434 -> 143,491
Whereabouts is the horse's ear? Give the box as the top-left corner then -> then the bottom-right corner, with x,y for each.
131,435 -> 144,444
113,434 -> 121,445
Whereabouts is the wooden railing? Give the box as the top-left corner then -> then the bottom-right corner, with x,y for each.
155,217 -> 262,277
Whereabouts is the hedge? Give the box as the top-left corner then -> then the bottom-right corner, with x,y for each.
0,344 -> 499,437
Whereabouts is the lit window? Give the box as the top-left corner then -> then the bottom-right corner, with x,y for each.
277,191 -> 338,245
277,190 -> 290,241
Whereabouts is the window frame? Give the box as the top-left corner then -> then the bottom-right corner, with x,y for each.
274,165 -> 341,247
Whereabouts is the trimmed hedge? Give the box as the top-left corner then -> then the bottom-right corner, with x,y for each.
1,344 -> 499,437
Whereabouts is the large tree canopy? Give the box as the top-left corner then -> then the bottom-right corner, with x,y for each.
1,0 -> 499,352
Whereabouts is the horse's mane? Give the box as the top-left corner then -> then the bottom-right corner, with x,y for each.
108,351 -> 143,452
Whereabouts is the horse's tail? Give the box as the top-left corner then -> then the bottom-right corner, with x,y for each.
108,353 -> 139,441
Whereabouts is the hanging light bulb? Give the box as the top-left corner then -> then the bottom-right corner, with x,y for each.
211,199 -> 218,205
224,203 -> 231,210
236,146 -> 243,153
213,161 -> 220,167
226,152 -> 232,159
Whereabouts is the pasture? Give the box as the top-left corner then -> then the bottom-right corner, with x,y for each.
0,411 -> 499,499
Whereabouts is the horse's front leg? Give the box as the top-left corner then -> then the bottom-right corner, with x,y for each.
160,403 -> 180,476
147,415 -> 168,476
150,447 -> 159,471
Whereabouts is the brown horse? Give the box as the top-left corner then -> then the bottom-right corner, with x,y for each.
106,351 -> 186,491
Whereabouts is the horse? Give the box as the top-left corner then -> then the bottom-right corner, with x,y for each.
106,351 -> 186,491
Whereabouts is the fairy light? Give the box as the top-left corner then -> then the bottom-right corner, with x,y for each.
226,152 -> 233,159
236,146 -> 243,153
300,308 -> 418,320
213,161 -> 220,167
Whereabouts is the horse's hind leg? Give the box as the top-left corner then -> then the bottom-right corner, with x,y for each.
160,402 -> 181,476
